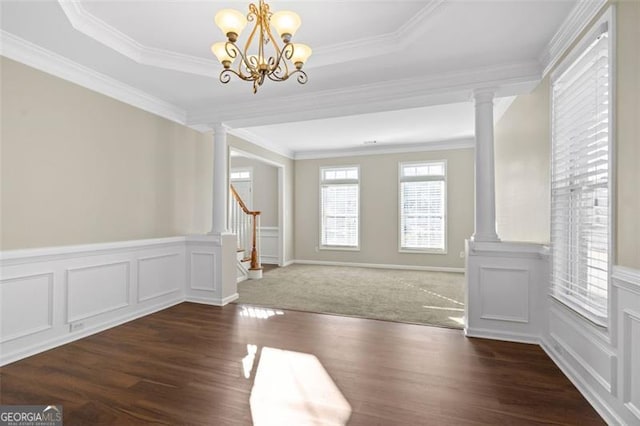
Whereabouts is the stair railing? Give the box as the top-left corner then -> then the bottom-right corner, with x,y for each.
229,184 -> 262,271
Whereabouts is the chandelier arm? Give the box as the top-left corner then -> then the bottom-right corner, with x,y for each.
263,14 -> 284,73
288,69 -> 308,85
226,45 -> 256,80
220,68 -> 255,83
266,68 -> 288,82
267,43 -> 293,80
266,56 -> 290,81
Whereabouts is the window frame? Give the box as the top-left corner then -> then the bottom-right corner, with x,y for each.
318,165 -> 361,251
397,160 -> 448,254
549,7 -> 615,328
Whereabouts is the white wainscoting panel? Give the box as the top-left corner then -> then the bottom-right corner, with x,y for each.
0,273 -> 53,343
137,254 -> 182,303
259,226 -> 279,265
190,252 -> 216,291
539,266 -> 640,425
67,261 -> 130,323
548,304 -> 616,395
614,266 -> 640,423
479,266 -> 529,323
0,237 -> 190,366
623,309 -> 640,420
465,241 -> 547,343
184,234 -> 238,306
0,236 -> 241,366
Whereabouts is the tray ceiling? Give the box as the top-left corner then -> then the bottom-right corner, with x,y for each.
0,0 -> 584,156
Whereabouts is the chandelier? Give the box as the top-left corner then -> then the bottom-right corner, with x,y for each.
211,0 -> 312,93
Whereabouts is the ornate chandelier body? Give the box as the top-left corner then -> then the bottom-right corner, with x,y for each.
211,0 -> 312,93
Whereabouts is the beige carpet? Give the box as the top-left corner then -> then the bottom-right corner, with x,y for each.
236,264 -> 465,329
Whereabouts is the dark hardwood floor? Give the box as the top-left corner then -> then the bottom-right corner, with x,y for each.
0,303 -> 603,425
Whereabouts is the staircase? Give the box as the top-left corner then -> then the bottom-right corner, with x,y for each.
230,184 -> 263,281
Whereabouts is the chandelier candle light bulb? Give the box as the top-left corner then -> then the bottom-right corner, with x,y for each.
214,9 -> 248,42
212,0 -> 311,93
271,11 -> 301,42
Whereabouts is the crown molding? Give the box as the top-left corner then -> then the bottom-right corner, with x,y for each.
293,137 -> 475,160
58,0 -> 218,77
57,0 -> 445,75
0,30 -> 187,124
310,0 -> 445,68
539,0 -> 607,77
228,129 -> 295,159
188,60 -> 541,128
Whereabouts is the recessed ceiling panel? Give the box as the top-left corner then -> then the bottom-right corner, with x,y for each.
82,1 -> 427,59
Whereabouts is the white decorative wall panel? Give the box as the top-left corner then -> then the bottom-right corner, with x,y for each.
137,253 -> 181,302
623,310 -> 640,420
259,227 -> 279,264
0,273 -> 53,343
479,266 -> 529,323
549,306 -> 616,395
0,237 -> 224,366
190,252 -> 215,291
66,261 -> 130,323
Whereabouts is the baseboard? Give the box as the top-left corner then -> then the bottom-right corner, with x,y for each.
281,259 -> 295,267
464,327 -> 540,345
540,339 -> 623,426
0,297 -> 184,367
222,293 -> 240,305
186,293 -> 239,307
293,259 -> 464,273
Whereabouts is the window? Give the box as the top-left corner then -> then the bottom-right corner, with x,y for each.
399,161 -> 446,252
320,166 -> 359,249
550,18 -> 612,326
230,169 -> 251,180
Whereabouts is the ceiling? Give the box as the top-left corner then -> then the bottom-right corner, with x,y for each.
0,0 -> 580,157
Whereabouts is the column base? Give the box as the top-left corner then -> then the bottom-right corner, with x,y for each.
471,233 -> 501,243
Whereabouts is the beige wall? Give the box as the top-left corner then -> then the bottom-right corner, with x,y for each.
495,1 -> 640,269
228,135 -> 295,263
294,149 -> 474,269
0,57 -> 212,250
615,0 -> 640,269
495,79 -> 551,243
230,156 -> 279,227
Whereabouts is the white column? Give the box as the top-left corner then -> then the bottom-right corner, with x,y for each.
211,123 -> 229,234
472,89 -> 500,242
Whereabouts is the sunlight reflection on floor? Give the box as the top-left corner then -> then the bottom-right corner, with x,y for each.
242,344 -> 258,379
448,316 -> 465,326
249,347 -> 352,426
239,306 -> 285,319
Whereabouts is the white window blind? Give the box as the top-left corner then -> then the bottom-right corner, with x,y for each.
320,166 -> 359,248
399,161 -> 446,252
550,25 -> 611,325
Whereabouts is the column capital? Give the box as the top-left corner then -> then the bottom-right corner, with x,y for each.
472,88 -> 497,104
213,123 -> 231,135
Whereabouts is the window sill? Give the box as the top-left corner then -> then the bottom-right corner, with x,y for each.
399,248 -> 447,255
319,246 -> 360,252
549,292 -> 608,328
